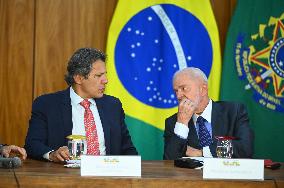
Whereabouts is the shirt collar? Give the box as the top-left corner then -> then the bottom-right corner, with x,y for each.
70,87 -> 96,106
193,99 -> 212,124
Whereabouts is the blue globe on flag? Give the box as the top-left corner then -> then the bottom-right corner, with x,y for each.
115,4 -> 213,108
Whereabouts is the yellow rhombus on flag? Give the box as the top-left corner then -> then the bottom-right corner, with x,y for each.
105,0 -> 221,159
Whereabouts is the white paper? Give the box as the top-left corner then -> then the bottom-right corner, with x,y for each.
203,158 -> 264,180
81,155 -> 141,177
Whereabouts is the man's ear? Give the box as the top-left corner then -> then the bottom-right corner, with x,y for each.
73,74 -> 84,85
200,83 -> 208,96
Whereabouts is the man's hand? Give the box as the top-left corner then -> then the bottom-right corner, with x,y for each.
177,98 -> 196,125
49,146 -> 70,163
1,145 -> 27,160
186,146 -> 202,157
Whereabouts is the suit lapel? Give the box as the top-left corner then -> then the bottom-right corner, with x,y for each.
60,88 -> 73,145
95,97 -> 110,155
211,101 -> 224,140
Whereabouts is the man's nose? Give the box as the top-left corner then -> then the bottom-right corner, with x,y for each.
102,76 -> 108,84
176,90 -> 183,99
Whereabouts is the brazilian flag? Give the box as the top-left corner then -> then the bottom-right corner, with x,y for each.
106,0 -> 221,159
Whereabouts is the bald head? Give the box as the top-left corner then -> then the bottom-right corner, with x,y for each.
173,67 -> 208,84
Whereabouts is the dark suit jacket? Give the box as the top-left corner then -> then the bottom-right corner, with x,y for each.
0,144 -> 3,154
163,101 -> 254,160
25,88 -> 137,160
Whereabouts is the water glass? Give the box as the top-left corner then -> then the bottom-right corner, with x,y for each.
215,136 -> 234,158
67,135 -> 87,160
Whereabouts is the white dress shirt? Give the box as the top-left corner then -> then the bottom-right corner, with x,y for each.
174,99 -> 213,157
70,87 -> 106,155
43,87 -> 106,160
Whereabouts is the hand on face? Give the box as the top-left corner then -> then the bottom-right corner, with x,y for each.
177,98 -> 198,125
173,73 -> 203,125
49,146 -> 70,163
1,145 -> 27,160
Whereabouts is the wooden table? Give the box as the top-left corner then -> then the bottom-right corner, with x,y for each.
0,159 -> 283,188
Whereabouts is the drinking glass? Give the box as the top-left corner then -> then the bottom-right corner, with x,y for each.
66,135 -> 87,160
215,136 -> 234,158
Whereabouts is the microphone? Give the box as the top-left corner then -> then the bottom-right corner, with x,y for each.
0,157 -> 22,168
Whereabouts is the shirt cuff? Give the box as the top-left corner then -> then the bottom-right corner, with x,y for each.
174,122 -> 189,139
43,150 -> 54,161
203,146 -> 213,157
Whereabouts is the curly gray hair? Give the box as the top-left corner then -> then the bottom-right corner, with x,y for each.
64,48 -> 106,86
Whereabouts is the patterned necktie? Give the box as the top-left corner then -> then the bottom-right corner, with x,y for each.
80,99 -> 100,155
197,116 -> 212,147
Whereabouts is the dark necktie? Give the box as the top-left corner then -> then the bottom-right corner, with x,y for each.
197,116 -> 212,147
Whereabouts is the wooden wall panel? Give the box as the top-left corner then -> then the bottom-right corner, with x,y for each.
34,0 -> 117,97
211,0 -> 237,58
0,0 -> 34,146
0,0 -> 237,149
34,0 -> 237,98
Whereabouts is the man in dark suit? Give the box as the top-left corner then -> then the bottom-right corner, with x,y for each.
25,48 -> 137,163
164,67 -> 253,160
